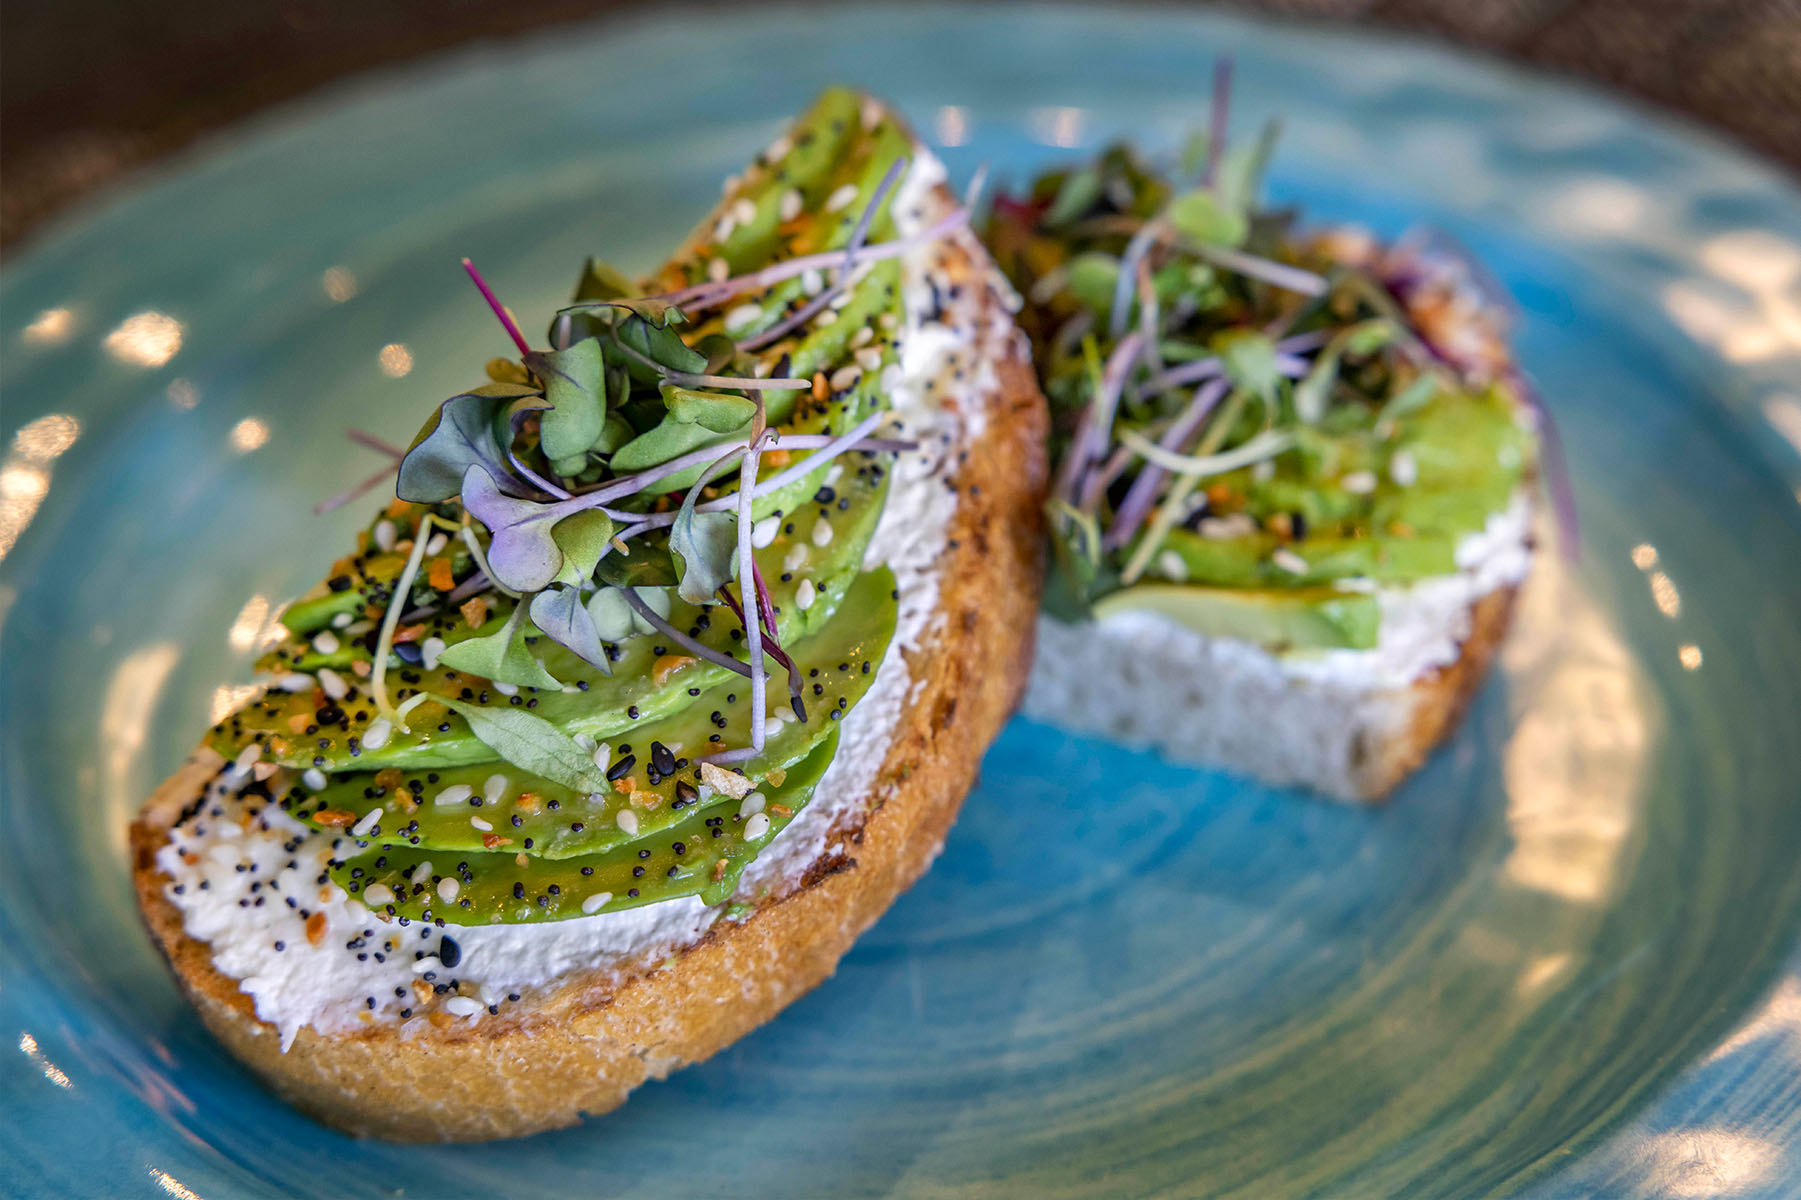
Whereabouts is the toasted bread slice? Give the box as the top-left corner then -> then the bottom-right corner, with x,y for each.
132,151 -> 1047,1140
1024,526 -> 1530,803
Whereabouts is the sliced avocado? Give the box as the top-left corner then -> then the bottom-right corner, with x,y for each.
1150,529 -> 1457,589
288,569 -> 895,859
1093,583 -> 1381,651
332,729 -> 839,925
215,465 -> 891,772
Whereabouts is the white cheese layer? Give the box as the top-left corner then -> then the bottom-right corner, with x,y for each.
155,148 -> 998,1048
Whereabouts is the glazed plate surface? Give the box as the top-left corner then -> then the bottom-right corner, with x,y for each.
3,5 -> 1800,1197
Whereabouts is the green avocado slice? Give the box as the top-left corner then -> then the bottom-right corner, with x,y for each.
214,462 -> 890,772
331,729 -> 839,925
1148,528 -> 1457,589
285,569 -> 896,858
1092,583 -> 1380,651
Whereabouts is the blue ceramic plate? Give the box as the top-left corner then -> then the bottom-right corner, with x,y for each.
4,6 -> 1799,1197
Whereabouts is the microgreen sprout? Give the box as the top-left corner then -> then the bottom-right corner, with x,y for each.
461,257 -> 531,356
372,513 -> 439,723
987,60 -> 1559,613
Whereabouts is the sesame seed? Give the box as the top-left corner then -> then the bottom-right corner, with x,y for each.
616,809 -> 640,836
409,860 -> 433,885
302,767 -> 328,791
420,636 -> 446,670
1272,548 -> 1310,576
277,673 -> 313,692
444,996 -> 482,1018
751,516 -> 780,548
1157,550 -> 1188,582
318,668 -> 349,701
796,579 -> 817,611
801,268 -> 824,295
363,883 -> 395,906
732,197 -> 756,226
707,257 -> 729,283
739,791 -> 767,818
855,347 -> 884,372
779,188 -> 803,222
783,542 -> 808,572
743,812 -> 771,841
436,877 -> 460,903
829,365 -> 861,392
581,891 -> 613,915
312,630 -> 340,655
433,784 -> 473,807
483,774 -> 508,805
811,519 -> 834,548
470,816 -> 493,832
1390,449 -> 1419,486
1340,470 -> 1377,494
424,532 -> 448,556
351,808 -> 384,837
825,183 -> 859,213
725,303 -> 764,331
373,519 -> 397,552
362,718 -> 393,751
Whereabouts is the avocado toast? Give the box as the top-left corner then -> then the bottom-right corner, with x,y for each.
131,88 -> 1047,1140
985,88 -> 1544,800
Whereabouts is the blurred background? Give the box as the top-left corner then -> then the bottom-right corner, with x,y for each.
2,0 -> 1797,250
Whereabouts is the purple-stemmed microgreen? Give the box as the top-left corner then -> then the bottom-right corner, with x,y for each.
461,257 -> 531,356
1110,221 -> 1164,340
1202,58 -> 1233,188
637,205 -> 969,314
1104,377 -> 1229,551
1183,240 -> 1328,297
1134,329 -> 1330,399
617,588 -> 751,680
608,336 -> 812,392
346,429 -> 407,459
1055,330 -> 1145,507
314,461 -> 402,516
738,155 -> 909,352
717,574 -> 806,721
749,561 -> 806,720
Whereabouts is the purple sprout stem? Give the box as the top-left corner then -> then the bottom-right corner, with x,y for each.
313,462 -> 399,516
461,258 -> 531,356
1104,377 -> 1230,550
346,429 -> 406,459
1203,59 -> 1233,187
609,338 -> 811,391
1110,220 -> 1163,340
620,589 -> 750,679
1054,331 -> 1145,505
734,442 -> 766,757
639,207 -> 969,313
739,155 -> 908,353
1136,331 -> 1328,398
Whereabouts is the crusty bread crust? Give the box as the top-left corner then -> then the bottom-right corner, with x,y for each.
1346,582 -> 1519,801
130,202 -> 1048,1141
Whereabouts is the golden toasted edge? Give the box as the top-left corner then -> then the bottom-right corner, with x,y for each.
1342,581 -> 1521,803
130,215 -> 1048,1142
